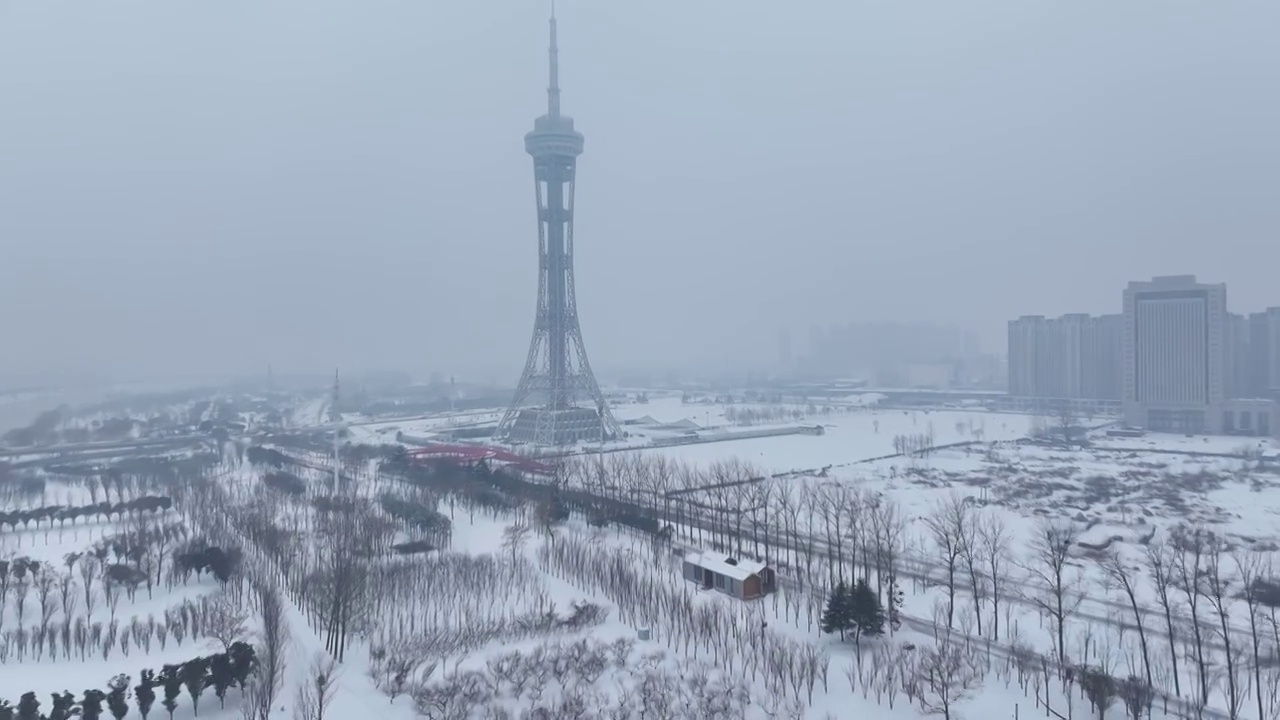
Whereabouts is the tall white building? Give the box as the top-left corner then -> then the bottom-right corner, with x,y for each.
1122,275 -> 1227,433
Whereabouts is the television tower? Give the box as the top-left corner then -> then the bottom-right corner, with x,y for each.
495,10 -> 620,445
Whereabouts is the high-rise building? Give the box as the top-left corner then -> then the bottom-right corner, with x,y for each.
1007,315 -> 1041,397
1226,313 -> 1252,399
1122,275 -> 1227,433
1007,313 -> 1122,401
1249,308 -> 1280,398
778,328 -> 793,374
1082,314 -> 1124,401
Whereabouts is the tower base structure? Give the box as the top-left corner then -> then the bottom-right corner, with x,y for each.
503,407 -> 606,445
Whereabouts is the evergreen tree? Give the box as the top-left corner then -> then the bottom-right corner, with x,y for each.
160,667 -> 183,720
886,575 -> 904,633
228,642 -> 258,690
821,581 -> 852,640
848,580 -> 886,645
135,670 -> 157,720
15,693 -> 38,720
0,700 -> 14,720
210,653 -> 235,708
80,689 -> 107,720
106,674 -> 131,720
181,657 -> 209,716
47,692 -> 77,720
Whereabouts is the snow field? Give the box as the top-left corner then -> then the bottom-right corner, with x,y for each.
536,418 -> 1280,719
13,394 -> 1278,719
1,473 -> 245,715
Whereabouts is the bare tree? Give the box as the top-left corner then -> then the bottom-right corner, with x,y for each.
1144,537 -> 1182,699
206,591 -> 249,653
923,494 -> 969,631
747,476 -> 774,562
246,584 -> 289,720
916,634 -> 981,720
868,495 -> 902,602
1102,549 -> 1152,690
1234,549 -> 1269,720
294,653 -> 339,720
777,490 -> 803,587
1172,525 -> 1210,702
1054,402 -> 1079,447
501,521 -> 532,564
0,557 -> 11,633
1079,666 -> 1118,720
816,484 -> 844,584
34,563 -> 57,641
1201,534 -> 1240,717
55,569 -> 78,656
79,555 -> 100,621
314,496 -> 381,662
956,508 -> 984,637
978,512 -> 1011,640
1023,519 -> 1082,664
1118,676 -> 1155,720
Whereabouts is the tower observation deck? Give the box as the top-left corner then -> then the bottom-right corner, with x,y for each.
494,11 -> 621,446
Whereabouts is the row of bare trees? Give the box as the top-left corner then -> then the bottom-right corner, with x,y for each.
531,443 -> 1280,720
204,436 -> 1280,719
916,491 -> 1280,720
409,637 -> 759,720
0,589 -> 247,666
538,532 -> 826,709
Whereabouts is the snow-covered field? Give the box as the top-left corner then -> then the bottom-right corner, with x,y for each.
628,400 -> 1031,473
1,471 -> 246,717
8,388 -> 1280,719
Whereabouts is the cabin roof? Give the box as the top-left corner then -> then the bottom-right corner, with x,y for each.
683,550 -> 768,581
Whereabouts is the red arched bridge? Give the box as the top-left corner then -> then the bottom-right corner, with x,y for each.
407,443 -> 554,476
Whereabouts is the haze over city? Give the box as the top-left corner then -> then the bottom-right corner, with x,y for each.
3,0 -> 1278,388
7,3 -> 1280,720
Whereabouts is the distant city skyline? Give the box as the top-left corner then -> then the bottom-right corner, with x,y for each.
1008,273 -> 1279,437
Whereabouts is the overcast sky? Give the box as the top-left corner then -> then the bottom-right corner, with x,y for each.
2,0 -> 1278,386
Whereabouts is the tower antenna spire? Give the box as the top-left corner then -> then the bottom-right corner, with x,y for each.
548,5 -> 561,117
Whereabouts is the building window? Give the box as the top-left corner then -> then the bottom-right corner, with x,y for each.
1261,413 -> 1271,437
1150,409 -> 1205,433
1242,411 -> 1253,431
1224,411 -> 1235,432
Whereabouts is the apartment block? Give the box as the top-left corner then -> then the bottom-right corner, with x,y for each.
1007,313 -> 1122,401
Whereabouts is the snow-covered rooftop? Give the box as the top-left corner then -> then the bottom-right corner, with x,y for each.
683,550 -> 768,581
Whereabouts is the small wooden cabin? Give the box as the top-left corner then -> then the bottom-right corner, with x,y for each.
682,550 -> 776,600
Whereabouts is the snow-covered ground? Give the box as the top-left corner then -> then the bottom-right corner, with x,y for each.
632,403 -> 1029,473
1,476 -> 232,708
9,389 -> 1280,719
343,409 -> 505,446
